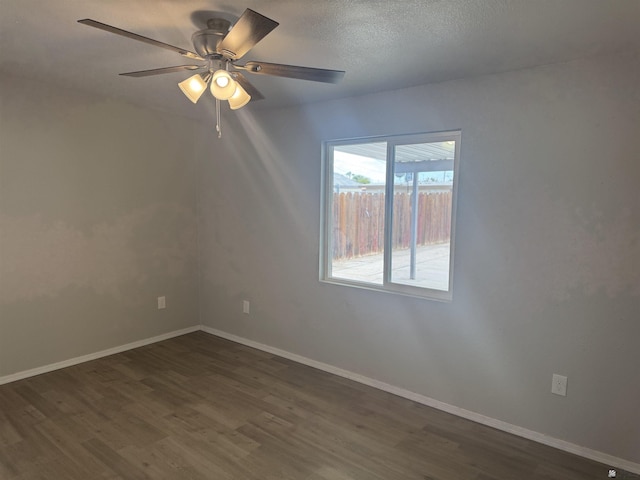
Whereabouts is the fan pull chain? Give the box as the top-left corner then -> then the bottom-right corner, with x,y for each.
215,98 -> 222,138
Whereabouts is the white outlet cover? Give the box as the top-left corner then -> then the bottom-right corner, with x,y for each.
243,300 -> 250,314
158,296 -> 166,309
551,374 -> 567,396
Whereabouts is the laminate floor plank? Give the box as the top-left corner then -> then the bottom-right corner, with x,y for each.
0,332 -> 617,479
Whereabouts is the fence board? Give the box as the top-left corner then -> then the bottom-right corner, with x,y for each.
332,191 -> 452,260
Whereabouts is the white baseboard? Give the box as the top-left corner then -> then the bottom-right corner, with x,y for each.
201,326 -> 640,475
0,326 -> 200,386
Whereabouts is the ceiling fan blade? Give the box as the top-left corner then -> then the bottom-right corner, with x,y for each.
217,9 -> 279,59
120,65 -> 205,77
243,61 -> 345,83
232,72 -> 265,100
78,19 -> 204,61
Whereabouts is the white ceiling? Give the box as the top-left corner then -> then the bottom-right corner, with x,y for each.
1,0 -> 639,120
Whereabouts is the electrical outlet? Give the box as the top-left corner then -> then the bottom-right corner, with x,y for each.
243,300 -> 250,314
157,296 -> 166,309
551,374 -> 567,396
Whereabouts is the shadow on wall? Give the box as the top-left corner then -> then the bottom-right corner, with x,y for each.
0,203 -> 197,307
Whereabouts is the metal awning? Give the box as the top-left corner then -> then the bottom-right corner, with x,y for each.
335,141 -> 454,163
335,141 -> 454,173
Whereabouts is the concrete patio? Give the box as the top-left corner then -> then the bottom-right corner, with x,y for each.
331,243 -> 451,291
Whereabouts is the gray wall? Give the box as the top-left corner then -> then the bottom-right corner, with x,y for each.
198,51 -> 640,463
0,73 -> 200,376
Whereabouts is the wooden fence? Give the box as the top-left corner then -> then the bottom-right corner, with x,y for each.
332,191 -> 452,259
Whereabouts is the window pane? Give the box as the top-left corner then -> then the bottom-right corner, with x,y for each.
330,143 -> 387,284
390,141 -> 455,291
321,131 -> 459,301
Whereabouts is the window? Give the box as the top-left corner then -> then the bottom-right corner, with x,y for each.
320,131 -> 460,301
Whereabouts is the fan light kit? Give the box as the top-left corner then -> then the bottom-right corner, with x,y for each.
78,9 -> 345,137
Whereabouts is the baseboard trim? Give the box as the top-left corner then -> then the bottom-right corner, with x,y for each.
201,326 -> 640,475
0,326 -> 200,386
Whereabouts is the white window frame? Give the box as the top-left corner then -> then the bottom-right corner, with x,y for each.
320,130 -> 461,301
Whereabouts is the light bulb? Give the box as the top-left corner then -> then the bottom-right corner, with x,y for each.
228,83 -> 251,110
189,78 -> 205,92
178,73 -> 209,104
215,76 -> 230,88
210,70 -> 236,100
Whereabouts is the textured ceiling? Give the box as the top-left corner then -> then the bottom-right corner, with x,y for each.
1,0 -> 639,120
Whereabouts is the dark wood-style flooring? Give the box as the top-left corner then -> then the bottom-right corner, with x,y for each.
0,332 -> 612,479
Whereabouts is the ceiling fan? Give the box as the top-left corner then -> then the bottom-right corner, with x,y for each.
78,8 -> 345,136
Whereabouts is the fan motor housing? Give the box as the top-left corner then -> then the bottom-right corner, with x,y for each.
192,18 -> 230,57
